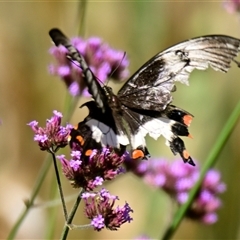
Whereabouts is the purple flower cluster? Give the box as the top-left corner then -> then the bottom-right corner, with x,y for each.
82,188 -> 133,231
28,110 -> 71,152
49,36 -> 129,96
58,147 -> 126,190
128,158 -> 226,224
28,110 -> 132,230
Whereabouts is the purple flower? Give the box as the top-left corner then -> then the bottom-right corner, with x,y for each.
127,158 -> 226,224
202,212 -> 218,224
58,147 -> 126,190
82,188 -> 133,231
70,150 -> 82,160
91,215 -> 105,231
49,36 -> 129,97
223,0 -> 240,13
186,169 -> 226,224
69,159 -> 82,171
81,192 -> 96,199
28,111 -> 71,152
202,169 -> 226,193
93,176 -> 104,186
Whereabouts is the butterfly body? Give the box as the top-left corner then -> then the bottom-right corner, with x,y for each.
49,29 -> 240,166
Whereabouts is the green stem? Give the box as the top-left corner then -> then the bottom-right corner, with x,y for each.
50,151 -> 68,221
60,189 -> 84,240
45,176 -> 58,240
162,100 -> 240,240
78,0 -> 88,36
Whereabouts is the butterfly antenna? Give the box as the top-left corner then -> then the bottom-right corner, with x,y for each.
105,51 -> 127,86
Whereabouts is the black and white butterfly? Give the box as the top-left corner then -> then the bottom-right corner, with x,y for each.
49,29 -> 240,166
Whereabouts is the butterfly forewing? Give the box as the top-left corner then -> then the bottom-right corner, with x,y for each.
118,35 -> 240,112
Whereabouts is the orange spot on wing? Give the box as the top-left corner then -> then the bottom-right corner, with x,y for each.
183,115 -> 193,126
76,135 -> 84,146
85,149 -> 92,156
132,149 -> 145,159
183,150 -> 190,160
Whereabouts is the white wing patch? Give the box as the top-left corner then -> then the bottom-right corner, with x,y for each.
144,117 -> 176,141
86,119 -> 129,148
131,117 -> 176,149
86,117 -> 178,153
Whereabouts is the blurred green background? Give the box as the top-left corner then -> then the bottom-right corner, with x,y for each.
1,1 -> 240,239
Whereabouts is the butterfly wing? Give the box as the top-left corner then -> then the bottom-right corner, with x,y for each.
81,100 -> 129,148
116,35 -> 240,164
49,28 -> 107,113
119,104 -> 194,164
69,121 -> 103,158
118,35 -> 240,111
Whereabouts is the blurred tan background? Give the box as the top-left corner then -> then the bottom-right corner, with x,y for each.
1,1 -> 240,239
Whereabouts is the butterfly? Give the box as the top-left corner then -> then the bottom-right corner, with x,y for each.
49,28 -> 240,166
